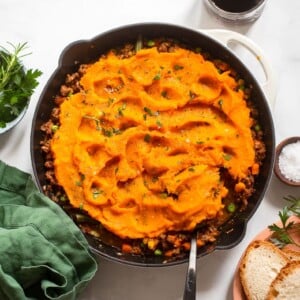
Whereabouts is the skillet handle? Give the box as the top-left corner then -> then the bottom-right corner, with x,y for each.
200,29 -> 276,110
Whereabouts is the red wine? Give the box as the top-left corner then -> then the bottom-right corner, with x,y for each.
212,0 -> 263,13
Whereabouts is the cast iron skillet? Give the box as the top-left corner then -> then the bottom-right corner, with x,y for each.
30,23 -> 275,267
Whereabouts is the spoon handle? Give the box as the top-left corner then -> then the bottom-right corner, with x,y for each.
183,234 -> 197,300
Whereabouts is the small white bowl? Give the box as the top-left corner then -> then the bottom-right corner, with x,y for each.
274,136 -> 300,186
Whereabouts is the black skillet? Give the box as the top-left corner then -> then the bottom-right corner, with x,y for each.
30,23 -> 275,267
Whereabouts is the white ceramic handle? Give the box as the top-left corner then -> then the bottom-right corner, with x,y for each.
200,29 -> 276,109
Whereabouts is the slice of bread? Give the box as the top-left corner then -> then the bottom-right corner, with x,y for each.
239,240 -> 289,300
267,261 -> 300,300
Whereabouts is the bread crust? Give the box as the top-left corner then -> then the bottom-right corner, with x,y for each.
281,248 -> 300,261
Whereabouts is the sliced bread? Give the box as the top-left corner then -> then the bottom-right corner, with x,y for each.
266,261 -> 300,300
239,240 -> 289,300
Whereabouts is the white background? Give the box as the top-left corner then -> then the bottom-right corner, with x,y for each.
1,1 -> 300,299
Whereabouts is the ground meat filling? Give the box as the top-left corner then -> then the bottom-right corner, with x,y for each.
40,38 -> 266,259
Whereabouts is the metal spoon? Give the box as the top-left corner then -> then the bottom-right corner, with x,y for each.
183,233 -> 197,300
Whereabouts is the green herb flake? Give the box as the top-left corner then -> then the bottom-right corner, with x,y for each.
75,181 -> 82,187
223,153 -> 232,161
188,167 -> 195,172
174,64 -> 184,71
143,180 -> 149,188
156,120 -> 163,128
152,176 -> 159,183
117,108 -> 124,116
189,90 -> 196,100
112,127 -> 122,135
92,189 -> 103,199
117,102 -> 127,117
153,73 -> 161,81
107,97 -> 115,106
144,107 -> 153,116
218,99 -> 224,108
161,90 -> 168,98
103,128 -> 113,137
239,84 -> 245,91
144,133 -> 151,143
160,192 -> 168,199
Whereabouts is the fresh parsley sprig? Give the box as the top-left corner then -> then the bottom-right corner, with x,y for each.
268,195 -> 300,248
0,42 -> 42,128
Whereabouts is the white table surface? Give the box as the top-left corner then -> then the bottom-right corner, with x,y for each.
1,1 -> 300,299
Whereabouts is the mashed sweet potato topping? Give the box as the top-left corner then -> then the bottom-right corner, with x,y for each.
51,46 -> 255,239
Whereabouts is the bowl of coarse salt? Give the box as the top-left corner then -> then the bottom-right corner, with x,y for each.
274,136 -> 300,186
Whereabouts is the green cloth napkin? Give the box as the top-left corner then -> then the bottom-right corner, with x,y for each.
0,161 -> 98,300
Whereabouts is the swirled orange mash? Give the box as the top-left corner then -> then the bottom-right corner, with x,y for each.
51,46 -> 255,239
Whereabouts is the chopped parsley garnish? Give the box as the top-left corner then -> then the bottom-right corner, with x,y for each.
144,133 -> 151,143
218,99 -> 224,109
156,120 -> 163,128
189,90 -> 196,100
117,102 -> 127,116
144,107 -> 153,116
238,84 -> 245,90
102,128 -> 113,137
107,97 -> 115,106
152,176 -> 159,183
161,90 -> 168,98
173,64 -> 184,71
159,192 -> 168,199
92,189 -> 104,199
153,73 -> 161,81
223,153 -> 232,161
